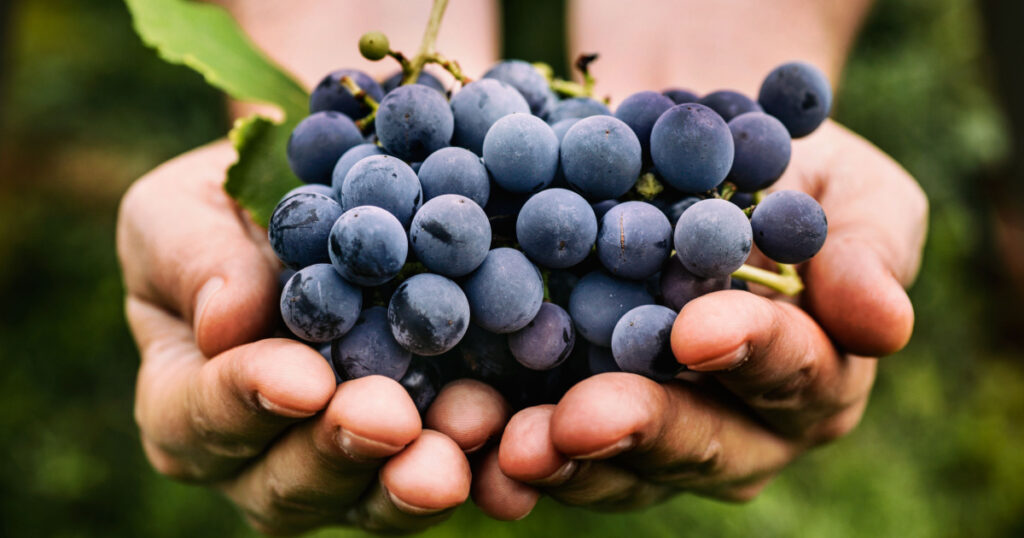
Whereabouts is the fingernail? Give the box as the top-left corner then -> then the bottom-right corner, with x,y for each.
575,436 -> 635,460
689,343 -> 750,372
532,460 -> 578,487
337,427 -> 406,462
193,276 -> 224,335
255,392 -> 316,418
386,487 -> 447,516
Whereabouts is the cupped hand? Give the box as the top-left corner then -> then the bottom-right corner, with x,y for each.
116,141 -> 510,534
477,120 -> 928,518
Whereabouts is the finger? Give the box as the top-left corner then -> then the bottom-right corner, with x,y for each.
671,290 -> 876,441
472,448 -> 539,521
349,430 -> 472,533
426,379 -> 510,453
220,376 -> 422,535
129,297 -> 336,481
117,141 -> 279,357
549,374 -> 799,497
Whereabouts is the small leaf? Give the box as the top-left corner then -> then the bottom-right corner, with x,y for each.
225,115 -> 302,227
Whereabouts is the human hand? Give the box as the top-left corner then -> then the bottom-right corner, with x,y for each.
470,120 -> 928,517
116,141 -> 510,534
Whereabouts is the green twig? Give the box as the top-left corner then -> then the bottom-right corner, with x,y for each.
340,76 -> 378,130
424,51 -> 470,84
402,0 -> 450,85
732,264 -> 804,296
634,173 -> 664,200
719,183 -> 736,201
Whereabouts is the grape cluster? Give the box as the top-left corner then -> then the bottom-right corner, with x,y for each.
270,54 -> 831,413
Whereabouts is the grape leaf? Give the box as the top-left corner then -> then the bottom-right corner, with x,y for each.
225,115 -> 302,227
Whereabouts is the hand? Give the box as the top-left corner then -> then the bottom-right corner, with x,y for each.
472,120 -> 928,517
116,141 -> 510,534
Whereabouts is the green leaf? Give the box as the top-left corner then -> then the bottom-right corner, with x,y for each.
225,115 -> 302,227
124,0 -> 308,119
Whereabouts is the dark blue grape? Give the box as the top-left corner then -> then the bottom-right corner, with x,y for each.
454,322 -> 522,385
508,303 -> 576,371
666,196 -> 701,225
662,88 -> 700,104
549,118 -> 581,188
614,91 -> 675,159
399,356 -> 443,415
482,113 -> 559,193
462,248 -> 544,333
611,304 -> 681,382
591,199 -> 620,221
375,84 -> 454,161
758,62 -> 832,138
698,90 -> 763,122
278,268 -> 297,291
596,201 -> 672,280
673,199 -> 752,278
450,79 -> 530,155
340,155 -> 422,227
516,188 -> 597,269
287,111 -> 364,184
546,270 -> 579,309
731,278 -> 750,291
650,104 -> 735,192
750,190 -> 827,264
329,206 -> 407,286
546,97 -> 611,124
280,264 -> 362,343
561,115 -> 642,199
310,69 -> 385,119
388,273 -> 469,355
284,183 -> 335,200
660,256 -> 730,311
317,343 -> 343,385
483,60 -> 553,117
586,344 -> 622,376
568,271 -> 654,347
268,192 -> 343,268
381,70 -> 446,94
727,112 -> 792,192
331,143 -> 384,200
417,146 -> 490,207
409,195 -> 491,277
331,306 -> 411,381
483,184 -> 530,241
730,191 -> 756,209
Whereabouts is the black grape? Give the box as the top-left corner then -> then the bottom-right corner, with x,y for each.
268,192 -> 343,269
508,303 -> 576,370
698,90 -> 763,122
596,201 -> 672,280
483,60 -> 555,118
399,356 -> 443,415
330,143 -> 384,200
381,70 -> 446,94
409,194 -> 491,277
339,155 -> 423,227
332,306 -> 412,381
417,147 -> 491,207
516,188 -> 598,269
280,264 -> 362,343
673,199 -> 752,278
568,271 -> 654,347
662,88 -> 700,104
750,190 -> 827,264
727,112 -> 792,192
461,248 -> 544,333
758,62 -> 833,138
287,111 -> 364,184
328,206 -> 407,286
591,199 -> 620,221
561,115 -> 643,199
650,103 -> 735,193
450,79 -> 530,155
614,90 -> 675,160
310,69 -> 385,119
284,183 -> 334,200
482,113 -> 559,193
660,256 -> 730,311
375,84 -> 454,161
611,304 -> 681,382
546,97 -> 611,124
388,273 -> 470,356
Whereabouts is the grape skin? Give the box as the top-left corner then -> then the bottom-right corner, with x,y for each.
328,206 -> 408,286
546,97 -> 611,124
698,90 -> 763,122
280,264 -> 362,343
727,112 -> 792,192
330,143 -> 384,201
309,69 -> 385,119
482,113 -> 559,193
508,303 -> 576,371
561,115 -> 643,200
340,155 -> 423,227
388,273 -> 470,356
287,111 -> 364,184
381,70 -> 446,94
666,196 -> 701,226
758,61 -> 833,138
611,304 -> 681,382
614,90 -> 675,159
596,201 -> 673,280
591,199 -> 620,221
650,103 -> 735,193
375,84 -> 454,161
332,306 -> 412,381
549,118 -> 581,187
750,190 -> 828,264
417,147 -> 491,207
660,256 -> 731,311
284,183 -> 335,200
483,60 -> 554,118
516,188 -> 598,269
662,88 -> 700,105
673,199 -> 752,278
399,356 -> 443,415
462,248 -> 544,334
409,195 -> 491,277
585,345 -> 622,376
568,271 -> 654,347
450,79 -> 530,155
268,192 -> 343,269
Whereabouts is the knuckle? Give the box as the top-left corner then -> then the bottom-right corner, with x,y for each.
810,405 -> 865,444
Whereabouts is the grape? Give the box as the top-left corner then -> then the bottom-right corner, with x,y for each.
332,306 -> 411,380
750,190 -> 827,264
546,97 -> 611,124
358,31 -> 390,61
317,342 -> 344,384
561,115 -> 643,199
550,118 -> 580,142
731,278 -> 750,291
508,303 -> 576,370
650,103 -> 735,193
417,147 -> 490,207
727,112 -> 792,192
309,69 -> 385,119
409,194 -> 491,277
673,199 -> 752,278
611,304 -> 681,382
546,269 -> 578,309
698,90 -> 763,122
483,184 -> 529,241
483,60 -> 554,117
614,90 -> 675,159
340,155 -> 423,227
482,113 -> 559,193
758,62 -> 832,138
455,322 -> 522,384
596,201 -> 672,280
399,356 -> 443,415
330,143 -> 384,200
568,271 -> 654,347
284,183 -> 335,200
287,111 -> 364,184
268,192 -> 343,268
516,188 -> 598,269
278,268 -> 297,291
388,273 -> 469,355
666,196 -> 701,225
280,264 -> 362,343
585,345 -> 622,376
660,256 -> 730,311
591,199 -> 620,221
375,84 -> 454,161
328,206 -> 407,286
730,191 -> 756,209
381,70 -> 446,94
450,79 -> 530,155
662,88 -> 699,104
462,248 -> 544,333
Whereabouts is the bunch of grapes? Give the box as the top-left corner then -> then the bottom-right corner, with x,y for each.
270,30 -> 831,413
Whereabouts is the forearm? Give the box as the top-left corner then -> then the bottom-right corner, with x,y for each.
568,0 -> 873,102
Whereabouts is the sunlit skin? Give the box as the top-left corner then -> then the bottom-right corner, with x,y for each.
117,0 -> 926,532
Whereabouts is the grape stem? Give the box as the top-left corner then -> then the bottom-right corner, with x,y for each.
634,173 -> 664,200
732,263 -> 804,296
719,183 -> 737,201
401,0 -> 463,85
339,76 -> 379,130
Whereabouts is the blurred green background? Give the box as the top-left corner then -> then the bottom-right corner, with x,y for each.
1,0 -> 1022,536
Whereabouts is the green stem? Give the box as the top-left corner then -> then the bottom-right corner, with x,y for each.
425,51 -> 470,83
550,78 -> 591,97
732,264 -> 804,296
402,0 -> 450,85
634,172 -> 663,200
340,76 -> 378,130
719,183 -> 736,201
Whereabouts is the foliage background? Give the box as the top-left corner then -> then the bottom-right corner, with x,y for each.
0,0 -> 1021,536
